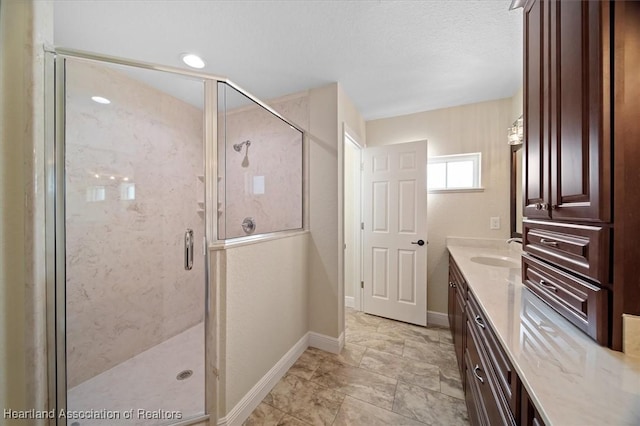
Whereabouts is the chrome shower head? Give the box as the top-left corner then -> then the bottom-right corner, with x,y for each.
233,140 -> 251,152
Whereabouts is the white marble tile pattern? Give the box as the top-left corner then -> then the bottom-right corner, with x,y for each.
67,322 -> 205,426
447,243 -> 640,426
221,91 -> 306,238
64,59 -> 205,387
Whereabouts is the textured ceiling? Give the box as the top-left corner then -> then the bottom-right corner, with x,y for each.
54,0 -> 523,120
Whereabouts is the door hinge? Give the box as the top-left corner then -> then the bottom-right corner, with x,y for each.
361,222 -> 364,230
360,281 -> 364,289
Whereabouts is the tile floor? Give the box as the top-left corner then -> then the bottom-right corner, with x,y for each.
244,309 -> 469,426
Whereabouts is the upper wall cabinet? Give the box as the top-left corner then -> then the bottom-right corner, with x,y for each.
523,0 -> 611,223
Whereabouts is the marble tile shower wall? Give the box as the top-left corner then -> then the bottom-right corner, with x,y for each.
65,60 -> 205,387
222,94 -> 308,238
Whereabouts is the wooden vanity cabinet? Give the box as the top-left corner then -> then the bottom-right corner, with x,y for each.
521,387 -> 546,426
465,316 -> 514,426
523,0 -> 640,350
448,255 -> 467,381
467,291 -> 520,418
523,0 -> 611,223
447,254 -> 550,425
522,253 -> 609,344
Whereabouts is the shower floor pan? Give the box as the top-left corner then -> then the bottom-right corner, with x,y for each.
67,322 -> 205,426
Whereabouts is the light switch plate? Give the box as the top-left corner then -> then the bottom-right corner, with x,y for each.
490,216 -> 500,230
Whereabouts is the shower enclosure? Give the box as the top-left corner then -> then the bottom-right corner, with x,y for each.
46,49 -> 304,426
57,56 -> 208,425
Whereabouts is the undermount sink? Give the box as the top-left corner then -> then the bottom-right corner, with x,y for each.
470,256 -> 520,268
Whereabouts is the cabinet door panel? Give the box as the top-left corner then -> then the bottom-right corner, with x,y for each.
549,0 -> 611,222
466,318 -> 515,426
521,386 -> 546,426
524,0 -> 550,219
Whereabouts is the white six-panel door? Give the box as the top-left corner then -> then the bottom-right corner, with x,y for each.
362,140 -> 428,326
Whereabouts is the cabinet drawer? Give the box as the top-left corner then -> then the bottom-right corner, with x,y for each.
522,254 -> 609,345
467,291 -> 519,418
523,220 -> 610,285
465,317 -> 515,426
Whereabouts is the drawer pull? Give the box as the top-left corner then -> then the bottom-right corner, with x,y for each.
474,315 -> 486,329
473,365 -> 485,383
449,281 -> 456,288
539,279 -> 557,292
540,238 -> 559,247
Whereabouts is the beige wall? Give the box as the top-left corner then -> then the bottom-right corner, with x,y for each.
305,83 -> 366,338
64,60 -> 206,386
217,232 -> 309,415
511,86 -> 523,122
0,0 -> 52,422
217,92 -> 312,417
366,97 -> 514,315
307,84 -> 340,337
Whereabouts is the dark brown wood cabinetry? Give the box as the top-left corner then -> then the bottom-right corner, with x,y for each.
522,0 -> 640,350
521,386 -> 546,426
524,0 -> 610,223
522,254 -> 609,344
465,291 -> 518,426
448,256 -> 466,380
449,255 -> 527,426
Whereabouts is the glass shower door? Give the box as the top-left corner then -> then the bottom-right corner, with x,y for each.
62,57 -> 205,425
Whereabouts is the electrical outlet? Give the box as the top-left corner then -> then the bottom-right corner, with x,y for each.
490,216 -> 501,230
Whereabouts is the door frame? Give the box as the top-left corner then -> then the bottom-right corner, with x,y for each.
342,126 -> 364,312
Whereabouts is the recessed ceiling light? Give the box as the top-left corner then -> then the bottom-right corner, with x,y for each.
91,96 -> 111,104
181,53 -> 205,69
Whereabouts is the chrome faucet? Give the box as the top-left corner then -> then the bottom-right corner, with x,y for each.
506,237 -> 523,245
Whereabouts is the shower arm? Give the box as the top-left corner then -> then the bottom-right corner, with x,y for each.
233,140 -> 251,152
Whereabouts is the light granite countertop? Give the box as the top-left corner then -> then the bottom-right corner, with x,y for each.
446,237 -> 640,426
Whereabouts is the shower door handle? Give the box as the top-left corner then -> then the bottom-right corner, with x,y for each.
184,229 -> 194,270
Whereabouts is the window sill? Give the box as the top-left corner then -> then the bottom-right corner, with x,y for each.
428,187 -> 485,194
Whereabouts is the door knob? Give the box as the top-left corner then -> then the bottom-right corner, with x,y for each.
411,239 -> 425,246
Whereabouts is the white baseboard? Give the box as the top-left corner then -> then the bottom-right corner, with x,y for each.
345,296 -> 355,308
308,331 -> 342,354
217,333 -> 309,426
428,310 -> 449,328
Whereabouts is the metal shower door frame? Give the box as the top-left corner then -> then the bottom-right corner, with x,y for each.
44,48 -> 222,426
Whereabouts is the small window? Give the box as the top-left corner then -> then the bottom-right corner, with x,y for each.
428,152 -> 482,192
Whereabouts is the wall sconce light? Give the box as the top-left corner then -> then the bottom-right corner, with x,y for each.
509,0 -> 526,10
508,115 -> 524,145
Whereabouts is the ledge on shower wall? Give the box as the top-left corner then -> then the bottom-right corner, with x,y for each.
209,229 -> 309,251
